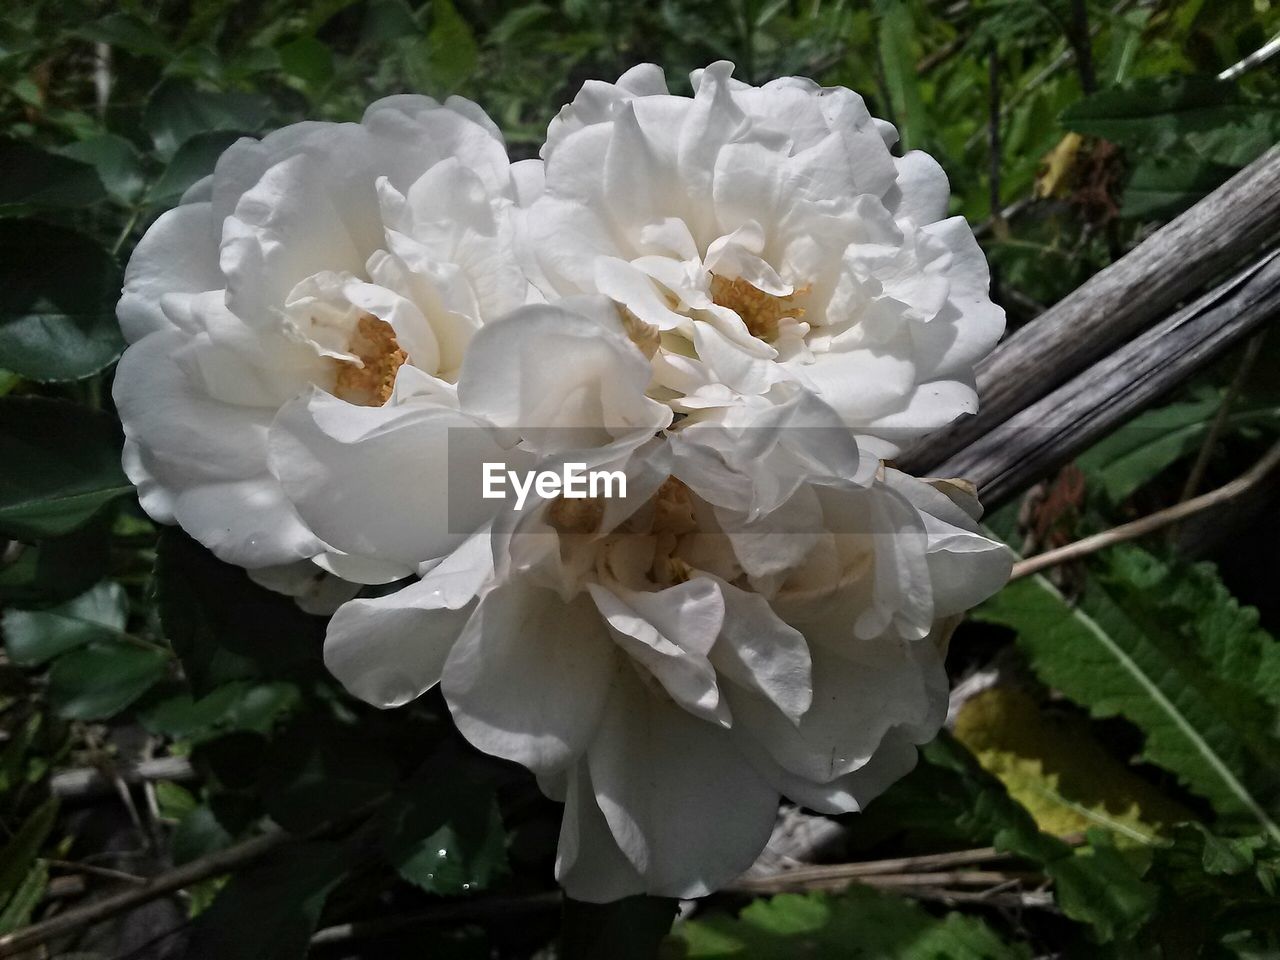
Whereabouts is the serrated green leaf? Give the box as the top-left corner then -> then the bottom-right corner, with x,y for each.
0,221 -> 125,382
0,512 -> 114,605
185,841 -> 352,960
139,681 -> 300,743
974,562 -> 1280,841
379,762 -> 507,895
172,804 -> 234,867
154,529 -> 326,696
148,130 -> 242,209
143,79 -> 269,160
876,734 -> 1156,942
670,886 -> 1027,959
2,580 -> 128,666
260,716 -> 397,834
72,12 -> 170,58
277,36 -> 334,88
59,134 -> 148,205
0,139 -> 107,213
1076,394 -> 1279,503
1061,76 -> 1277,152
954,687 -> 1191,844
48,642 -> 169,720
0,399 -> 130,539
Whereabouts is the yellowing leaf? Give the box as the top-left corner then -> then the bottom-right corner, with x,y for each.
1035,132 -> 1085,199
954,687 -> 1190,844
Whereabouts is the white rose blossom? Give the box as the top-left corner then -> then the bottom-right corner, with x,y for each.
114,64 -> 1014,903
114,94 -> 539,590
525,61 -> 1005,462
300,298 -> 1011,900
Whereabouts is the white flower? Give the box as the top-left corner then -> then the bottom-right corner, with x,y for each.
321,425 -> 1011,900
525,61 -> 1005,461
114,95 -> 539,575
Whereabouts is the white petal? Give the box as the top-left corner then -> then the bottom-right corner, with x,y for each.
118,202 -> 221,342
588,580 -> 729,725
442,581 -> 618,776
324,562 -> 481,708
587,666 -> 779,898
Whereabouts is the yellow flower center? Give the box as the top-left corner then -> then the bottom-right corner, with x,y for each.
332,313 -> 407,406
709,274 -> 810,343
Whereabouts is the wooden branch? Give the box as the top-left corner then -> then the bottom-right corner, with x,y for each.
1009,440 -> 1280,580
50,756 -> 194,799
936,250 -> 1280,508
901,147 -> 1280,477
0,830 -> 289,958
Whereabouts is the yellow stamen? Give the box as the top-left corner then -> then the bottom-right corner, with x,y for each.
709,274 -> 810,343
547,496 -> 606,535
333,313 -> 407,406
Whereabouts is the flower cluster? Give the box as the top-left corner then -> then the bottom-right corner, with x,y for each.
116,63 -> 1011,900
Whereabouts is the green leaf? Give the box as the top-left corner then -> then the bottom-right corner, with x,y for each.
974,562 -> 1280,840
260,716 -> 398,834
563,895 -> 679,960
1061,75 -> 1276,152
0,139 -> 107,214
0,220 -> 125,382
154,529 -> 326,696
0,399 -> 130,540
404,0 -> 478,95
0,798 -> 58,908
59,134 -> 148,206
143,79 -> 269,160
72,12 -> 170,58
1120,154 -> 1237,219
670,886 -> 1027,959
876,0 -> 928,152
48,642 -> 169,720
277,36 -> 334,88
1140,825 -> 1280,955
1076,394 -> 1279,502
876,735 -> 1156,942
171,804 -> 234,867
185,840 -> 353,960
953,687 -> 1191,844
0,512 -> 114,605
140,681 -> 300,743
2,580 -> 128,666
148,131 -> 242,209
0,860 -> 47,935
379,762 -> 507,895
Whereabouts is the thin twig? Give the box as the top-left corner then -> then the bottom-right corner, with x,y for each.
734,868 -> 1042,895
1176,331 -> 1267,505
309,892 -> 563,947
0,832 -> 289,957
44,859 -> 147,886
1010,440 -> 1280,581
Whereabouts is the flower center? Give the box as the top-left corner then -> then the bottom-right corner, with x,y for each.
332,313 -> 407,406
547,496 -> 607,535
709,274 -> 810,343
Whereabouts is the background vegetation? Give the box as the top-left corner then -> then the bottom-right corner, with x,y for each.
1,0 -> 1278,956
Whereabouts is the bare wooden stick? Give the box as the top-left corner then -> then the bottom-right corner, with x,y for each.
734,868 -> 1043,895
937,250 -> 1280,507
1176,331 -> 1267,505
1009,440 -> 1280,580
50,756 -> 194,800
901,147 -> 1280,477
0,831 -> 289,957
